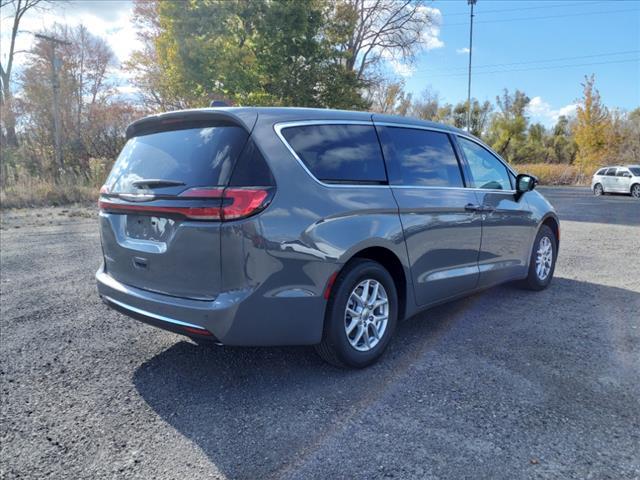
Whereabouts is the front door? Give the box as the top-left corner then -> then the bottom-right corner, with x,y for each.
615,168 -> 632,193
455,136 -> 537,288
375,123 -> 482,306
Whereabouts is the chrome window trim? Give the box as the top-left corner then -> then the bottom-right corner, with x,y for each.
390,185 -> 516,194
274,119 -> 517,193
102,295 -> 204,329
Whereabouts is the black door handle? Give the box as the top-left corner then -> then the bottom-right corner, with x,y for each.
465,204 -> 495,213
465,203 -> 482,212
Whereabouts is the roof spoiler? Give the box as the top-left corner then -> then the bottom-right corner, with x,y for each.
125,109 -> 257,139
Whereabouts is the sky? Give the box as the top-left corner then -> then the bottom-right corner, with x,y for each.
1,0 -> 639,127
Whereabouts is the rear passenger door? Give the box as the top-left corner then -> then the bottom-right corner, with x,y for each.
455,136 -> 536,287
375,124 -> 482,306
603,168 -> 618,192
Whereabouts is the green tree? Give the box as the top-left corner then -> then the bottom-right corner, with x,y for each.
549,115 -> 577,164
487,89 -> 530,163
128,0 -> 366,109
573,75 -> 611,173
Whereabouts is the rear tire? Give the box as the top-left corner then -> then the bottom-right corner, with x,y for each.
315,259 -> 398,368
593,183 -> 604,196
519,225 -> 557,291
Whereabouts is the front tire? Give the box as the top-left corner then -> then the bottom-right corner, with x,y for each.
520,225 -> 557,291
315,259 -> 398,368
631,183 -> 640,199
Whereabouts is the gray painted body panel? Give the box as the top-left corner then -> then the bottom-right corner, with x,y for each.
474,192 -> 538,287
390,187 -> 482,306
97,107 -> 559,346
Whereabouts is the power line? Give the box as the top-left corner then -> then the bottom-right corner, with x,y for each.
445,1 -> 605,17
422,50 -> 640,74
445,7 -> 640,26
413,57 -> 639,79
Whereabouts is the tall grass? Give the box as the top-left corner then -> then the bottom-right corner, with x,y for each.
514,164 -> 588,186
0,177 -> 97,209
0,158 -> 109,209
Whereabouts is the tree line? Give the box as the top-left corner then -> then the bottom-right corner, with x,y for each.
1,0 -> 638,200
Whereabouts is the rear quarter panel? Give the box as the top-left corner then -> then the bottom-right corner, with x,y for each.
225,117 -> 413,345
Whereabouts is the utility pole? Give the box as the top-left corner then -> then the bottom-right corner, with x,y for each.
466,0 -> 477,133
35,33 -> 70,177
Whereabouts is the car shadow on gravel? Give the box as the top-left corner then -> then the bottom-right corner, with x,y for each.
132,278 -> 640,480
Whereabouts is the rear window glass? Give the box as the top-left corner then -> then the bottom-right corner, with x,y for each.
605,168 -> 617,176
596,168 -> 606,175
281,124 -> 387,184
378,127 -> 463,187
106,126 -> 248,193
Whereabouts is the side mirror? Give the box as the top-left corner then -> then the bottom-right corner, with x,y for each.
516,173 -> 538,194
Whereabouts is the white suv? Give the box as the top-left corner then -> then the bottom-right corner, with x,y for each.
592,165 -> 640,199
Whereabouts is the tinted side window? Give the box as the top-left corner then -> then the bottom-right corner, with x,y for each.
596,168 -> 606,175
378,127 -> 463,187
281,124 -> 387,184
605,168 -> 617,176
616,169 -> 630,177
458,137 -> 512,190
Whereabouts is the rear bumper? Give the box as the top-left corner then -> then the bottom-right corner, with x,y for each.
96,266 -> 325,346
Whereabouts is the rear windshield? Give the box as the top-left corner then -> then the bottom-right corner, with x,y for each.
106,126 -> 249,193
281,124 -> 387,184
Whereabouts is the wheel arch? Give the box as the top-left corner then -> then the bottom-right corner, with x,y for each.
541,214 -> 560,248
340,246 -> 409,322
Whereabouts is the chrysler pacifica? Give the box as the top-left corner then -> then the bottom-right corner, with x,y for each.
97,108 -> 559,367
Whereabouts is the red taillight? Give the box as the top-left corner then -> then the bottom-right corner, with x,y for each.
222,188 -> 269,220
99,187 -> 271,221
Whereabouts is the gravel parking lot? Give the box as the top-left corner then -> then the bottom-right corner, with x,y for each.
1,187 -> 639,480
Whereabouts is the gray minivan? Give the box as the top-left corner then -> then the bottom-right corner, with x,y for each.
97,107 -> 559,368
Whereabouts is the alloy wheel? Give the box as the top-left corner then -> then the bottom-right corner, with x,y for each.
535,236 -> 553,281
632,184 -> 640,198
344,279 -> 389,352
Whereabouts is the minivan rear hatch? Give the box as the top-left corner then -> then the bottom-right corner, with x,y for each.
98,112 -> 272,300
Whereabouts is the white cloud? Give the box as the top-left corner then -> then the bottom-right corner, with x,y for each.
418,6 -> 444,51
527,96 -> 578,127
384,6 -> 444,77
456,47 -> 470,55
1,1 -> 140,69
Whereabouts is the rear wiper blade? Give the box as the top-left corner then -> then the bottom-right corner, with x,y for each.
131,179 -> 186,189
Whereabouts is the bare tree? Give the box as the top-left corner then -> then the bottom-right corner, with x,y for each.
409,88 -> 441,120
366,79 -> 412,115
0,0 -> 49,147
19,23 -> 119,174
336,0 -> 437,82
